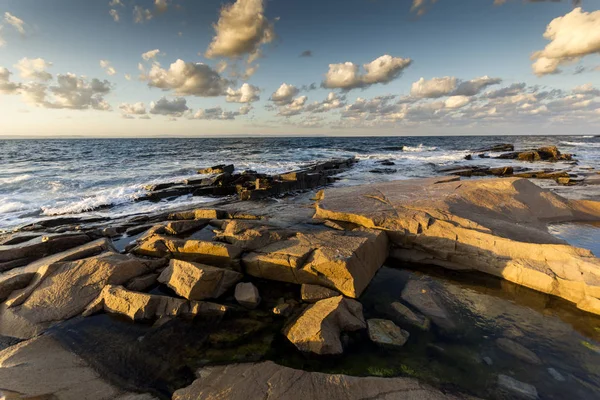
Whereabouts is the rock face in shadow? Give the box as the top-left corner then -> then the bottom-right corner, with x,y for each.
172,361 -> 471,400
283,296 -> 366,355
0,335 -> 158,400
315,177 -> 600,314
243,230 -> 388,298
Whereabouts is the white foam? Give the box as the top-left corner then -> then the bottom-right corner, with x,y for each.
0,201 -> 28,214
0,174 -> 32,185
560,141 -> 600,148
402,144 -> 438,152
40,186 -> 144,216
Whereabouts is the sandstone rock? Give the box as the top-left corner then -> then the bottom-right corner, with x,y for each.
158,259 -> 242,300
125,273 -> 159,292
0,233 -> 91,264
314,177 -> 600,315
283,296 -> 365,355
300,284 -> 339,303
0,251 -> 162,339
367,318 -> 409,347
0,273 -> 35,302
474,143 -> 514,153
214,220 -> 294,251
518,151 -> 542,162
496,338 -> 542,365
83,285 -> 228,321
234,282 -> 261,309
388,301 -> 431,331
168,209 -> 226,220
133,234 -> 243,270
165,219 -> 209,235
0,335 -> 158,400
172,361 -> 468,400
243,229 -> 388,298
198,164 -> 234,175
401,279 -> 456,331
497,374 -> 538,399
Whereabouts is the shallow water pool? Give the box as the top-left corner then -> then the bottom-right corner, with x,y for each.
548,221 -> 600,255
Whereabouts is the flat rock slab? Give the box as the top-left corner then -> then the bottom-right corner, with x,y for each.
300,284 -> 339,303
173,361 -> 473,400
283,296 -> 365,355
315,177 -> 600,314
0,233 -> 91,265
497,374 -> 538,399
496,338 -> 542,365
243,229 -> 388,298
367,318 -> 410,347
0,335 -> 158,400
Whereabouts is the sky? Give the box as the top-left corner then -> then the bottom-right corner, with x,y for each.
0,0 -> 599,137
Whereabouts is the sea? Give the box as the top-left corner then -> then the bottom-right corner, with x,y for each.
1,135 -> 600,232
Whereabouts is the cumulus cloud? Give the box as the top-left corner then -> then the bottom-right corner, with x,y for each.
142,49 -> 161,61
532,8 -> 600,76
454,76 -> 502,96
484,83 -> 527,98
573,83 -> 600,96
323,55 -> 412,90
142,59 -> 229,96
133,6 -> 153,24
0,67 -> 21,94
410,76 -> 457,98
226,83 -> 260,103
100,60 -> 117,76
4,12 -> 25,35
205,0 -> 275,63
305,92 -> 346,113
119,102 -> 147,116
189,105 -> 249,120
277,95 -> 308,117
444,95 -> 471,109
14,58 -> 53,81
109,9 -> 120,22
270,83 -> 300,105
150,97 -> 189,116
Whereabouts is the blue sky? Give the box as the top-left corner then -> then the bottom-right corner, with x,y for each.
0,0 -> 599,136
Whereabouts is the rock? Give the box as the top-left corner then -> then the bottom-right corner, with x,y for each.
314,177 -> 600,315
272,302 -> 292,317
0,273 -> 35,302
243,229 -> 388,298
172,361 -> 466,400
234,282 -> 261,309
482,356 -> 493,366
388,301 -> 431,331
132,234 -> 243,270
496,338 -> 542,365
464,154 -> 473,160
369,168 -> 397,174
158,259 -> 242,300
474,144 -> 515,153
497,374 -> 538,399
125,273 -> 159,292
300,284 -> 339,303
0,335 -> 158,400
168,209 -> 227,220
83,284 -> 228,321
198,164 -> 234,175
401,279 -> 456,331
0,233 -> 91,265
215,220 -> 294,251
0,250 -> 163,339
537,146 -> 560,160
283,296 -> 365,355
518,151 -> 542,162
165,219 -> 209,235
367,318 -> 409,347
378,160 -> 396,166
489,166 -> 513,176
496,146 -> 572,162
547,367 -> 566,382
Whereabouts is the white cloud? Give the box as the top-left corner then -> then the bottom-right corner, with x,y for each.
323,55 -> 412,90
133,6 -> 153,24
226,83 -> 260,103
277,95 -> 307,117
410,76 -> 457,98
305,92 -> 346,113
270,83 -> 300,105
142,59 -> 229,96
155,0 -> 169,13
445,95 -> 471,109
150,97 -> 189,116
119,102 -> 146,115
124,74 -> 132,81
142,49 -> 161,61
190,105 -> 248,120
205,0 -> 275,63
100,60 -> 117,76
485,83 -> 527,98
0,67 -> 21,94
109,9 -> 120,22
4,12 -> 25,35
573,83 -> 600,96
454,76 -> 502,96
532,8 -> 600,76
14,58 -> 53,81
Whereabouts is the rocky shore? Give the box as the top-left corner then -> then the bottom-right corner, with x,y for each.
1,153 -> 600,399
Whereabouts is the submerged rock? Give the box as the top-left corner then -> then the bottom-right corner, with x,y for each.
300,284 -> 339,303
496,338 -> 542,365
158,259 -> 242,300
497,374 -> 538,399
234,282 -> 261,309
367,318 -> 410,347
401,279 -> 456,331
283,296 -> 365,355
387,301 -> 431,331
172,361 -> 470,400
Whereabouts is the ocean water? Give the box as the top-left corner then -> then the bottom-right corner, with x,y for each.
1,135 -> 599,232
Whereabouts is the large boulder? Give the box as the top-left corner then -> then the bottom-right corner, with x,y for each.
172,361 -> 471,400
0,251 -> 163,339
0,335 -> 158,400
83,285 -> 227,321
234,282 -> 261,309
283,296 -> 365,355
158,259 -> 242,300
132,234 -> 243,270
315,177 -> 600,315
301,284 -> 339,303
214,220 -> 294,251
243,229 -> 388,298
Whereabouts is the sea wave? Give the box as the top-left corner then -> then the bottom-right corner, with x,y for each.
40,186 -> 143,216
0,201 -> 28,214
0,174 -> 33,185
402,144 -> 438,152
560,141 -> 600,148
